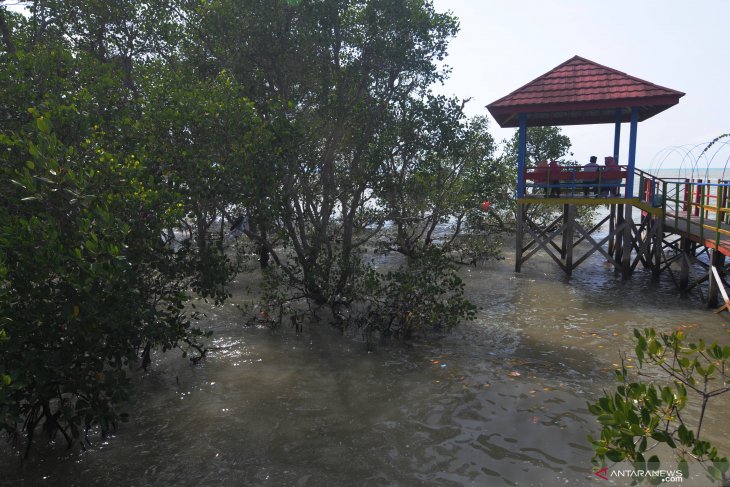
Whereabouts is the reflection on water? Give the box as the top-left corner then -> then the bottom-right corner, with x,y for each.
2,238 -> 730,486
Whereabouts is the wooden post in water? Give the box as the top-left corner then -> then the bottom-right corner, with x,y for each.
561,204 -> 569,259
708,250 -> 726,307
652,215 -> 663,277
515,203 -> 524,272
608,204 -> 616,257
565,205 -> 575,276
613,204 -> 624,268
679,237 -> 690,290
621,203 -> 633,278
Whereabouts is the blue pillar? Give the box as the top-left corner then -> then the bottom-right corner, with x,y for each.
517,113 -> 527,198
613,108 -> 622,163
626,107 -> 638,198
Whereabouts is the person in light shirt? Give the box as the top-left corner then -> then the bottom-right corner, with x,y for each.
582,155 -> 599,195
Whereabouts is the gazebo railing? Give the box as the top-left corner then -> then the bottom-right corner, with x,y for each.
522,165 -> 629,198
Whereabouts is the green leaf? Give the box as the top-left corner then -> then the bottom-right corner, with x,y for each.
678,459 -> 689,479
707,465 -> 721,480
606,450 -> 624,462
678,424 -> 692,446
630,424 -> 644,436
640,408 -> 651,426
588,402 -> 603,415
661,386 -> 673,405
651,430 -> 671,445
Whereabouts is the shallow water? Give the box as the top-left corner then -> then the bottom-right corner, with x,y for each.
2,236 -> 730,486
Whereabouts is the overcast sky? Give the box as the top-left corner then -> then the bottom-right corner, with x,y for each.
5,1 -> 728,172
430,0 -> 730,172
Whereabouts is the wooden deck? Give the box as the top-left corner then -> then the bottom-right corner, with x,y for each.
664,213 -> 730,257
517,196 -> 663,215
516,173 -> 730,308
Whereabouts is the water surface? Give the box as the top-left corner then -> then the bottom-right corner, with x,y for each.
2,239 -> 729,487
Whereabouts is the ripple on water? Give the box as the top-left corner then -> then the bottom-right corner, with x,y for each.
2,241 -> 730,486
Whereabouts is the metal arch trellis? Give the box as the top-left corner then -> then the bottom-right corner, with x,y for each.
650,137 -> 730,182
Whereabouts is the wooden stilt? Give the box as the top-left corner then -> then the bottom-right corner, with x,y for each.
621,204 -> 632,278
652,217 -> 663,277
515,203 -> 524,272
708,251 -> 726,308
511,170 -> 730,306
608,204 -> 616,257
614,204 -> 624,267
679,238 -> 690,290
565,205 -> 575,276
561,204 -> 569,259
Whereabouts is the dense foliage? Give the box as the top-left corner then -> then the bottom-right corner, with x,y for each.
0,0 -> 569,456
0,2 -> 254,454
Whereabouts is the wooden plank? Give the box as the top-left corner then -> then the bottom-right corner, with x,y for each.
629,213 -> 655,272
522,221 -> 566,261
524,216 -> 564,254
517,197 -> 640,206
523,223 -> 569,272
572,220 -> 624,270
573,214 -> 611,248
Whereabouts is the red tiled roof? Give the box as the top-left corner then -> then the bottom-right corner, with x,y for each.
487,56 -> 684,127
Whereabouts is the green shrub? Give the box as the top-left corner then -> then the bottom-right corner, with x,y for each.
588,328 -> 730,485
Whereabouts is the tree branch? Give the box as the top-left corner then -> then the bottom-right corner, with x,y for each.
0,7 -> 17,55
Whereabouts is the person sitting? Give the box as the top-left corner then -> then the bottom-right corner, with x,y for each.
582,156 -> 599,196
600,156 -> 621,196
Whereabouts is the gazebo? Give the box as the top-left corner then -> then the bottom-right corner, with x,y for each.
488,55 -> 684,198
487,56 -> 684,276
